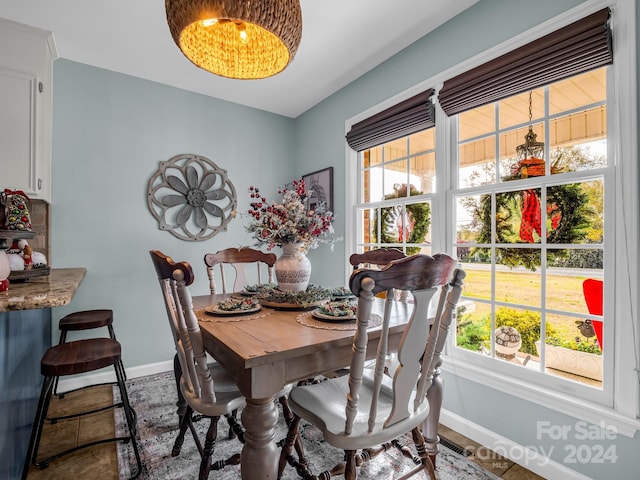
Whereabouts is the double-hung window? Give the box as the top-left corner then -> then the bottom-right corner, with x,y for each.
347,5 -> 638,424
450,68 -> 609,396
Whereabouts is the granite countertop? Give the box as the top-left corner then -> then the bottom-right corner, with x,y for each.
0,268 -> 86,312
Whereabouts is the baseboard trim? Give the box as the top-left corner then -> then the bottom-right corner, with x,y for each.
440,409 -> 593,480
56,360 -> 174,393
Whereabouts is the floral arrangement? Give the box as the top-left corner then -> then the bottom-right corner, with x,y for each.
246,179 -> 338,252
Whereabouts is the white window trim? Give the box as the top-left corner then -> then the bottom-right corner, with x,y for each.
345,0 -> 639,435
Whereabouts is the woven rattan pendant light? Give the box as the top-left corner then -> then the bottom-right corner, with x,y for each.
165,0 -> 302,80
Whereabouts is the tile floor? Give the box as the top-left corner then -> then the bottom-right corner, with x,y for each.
25,385 -> 545,480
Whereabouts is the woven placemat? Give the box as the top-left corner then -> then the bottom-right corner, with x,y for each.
296,312 -> 382,331
197,307 -> 275,323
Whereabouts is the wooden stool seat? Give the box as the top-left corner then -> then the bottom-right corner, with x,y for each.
22,338 -> 141,479
54,308 -> 126,396
58,309 -> 113,333
42,338 -> 121,377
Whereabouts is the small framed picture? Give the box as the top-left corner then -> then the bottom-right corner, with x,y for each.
302,167 -> 334,213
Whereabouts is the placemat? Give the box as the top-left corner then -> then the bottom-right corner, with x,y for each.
296,312 -> 382,331
197,307 -> 276,323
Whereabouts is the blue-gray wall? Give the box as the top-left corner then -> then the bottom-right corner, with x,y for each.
51,59 -> 295,367
49,0 -> 638,477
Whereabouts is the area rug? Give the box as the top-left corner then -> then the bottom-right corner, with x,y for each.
115,372 -> 499,480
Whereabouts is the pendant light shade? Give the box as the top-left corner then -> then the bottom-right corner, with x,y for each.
165,0 -> 302,80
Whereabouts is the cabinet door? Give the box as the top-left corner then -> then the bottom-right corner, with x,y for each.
0,67 -> 39,197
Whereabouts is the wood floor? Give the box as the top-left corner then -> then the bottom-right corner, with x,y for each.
24,384 -> 545,480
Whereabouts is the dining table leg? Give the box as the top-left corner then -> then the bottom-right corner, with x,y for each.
240,396 -> 280,480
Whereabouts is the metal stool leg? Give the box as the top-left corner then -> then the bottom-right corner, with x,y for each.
21,376 -> 55,478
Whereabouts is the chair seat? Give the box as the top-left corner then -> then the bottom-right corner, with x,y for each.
41,338 -> 121,377
179,362 -> 246,417
59,309 -> 113,331
288,374 -> 429,451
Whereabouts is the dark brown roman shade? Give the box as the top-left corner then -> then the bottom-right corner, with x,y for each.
439,8 -> 612,116
346,89 -> 435,151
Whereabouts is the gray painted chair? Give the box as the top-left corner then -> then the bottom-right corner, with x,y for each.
150,250 -> 246,479
278,254 -> 465,480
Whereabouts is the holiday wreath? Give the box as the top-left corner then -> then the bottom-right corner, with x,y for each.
472,157 -> 594,270
374,184 -> 430,255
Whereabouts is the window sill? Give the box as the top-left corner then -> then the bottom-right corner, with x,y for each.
441,354 -> 640,437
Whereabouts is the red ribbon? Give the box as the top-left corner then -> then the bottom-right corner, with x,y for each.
519,189 -> 541,243
4,189 -> 29,199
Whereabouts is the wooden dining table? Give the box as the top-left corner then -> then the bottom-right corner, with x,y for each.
180,293 -> 445,480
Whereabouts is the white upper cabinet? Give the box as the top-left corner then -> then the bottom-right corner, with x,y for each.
0,19 -> 57,202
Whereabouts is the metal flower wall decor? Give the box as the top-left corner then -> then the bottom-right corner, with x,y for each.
147,154 -> 237,241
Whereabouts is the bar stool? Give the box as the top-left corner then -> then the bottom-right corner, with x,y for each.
22,337 -> 142,479
54,309 -> 126,396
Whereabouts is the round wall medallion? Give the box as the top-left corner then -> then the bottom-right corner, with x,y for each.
147,154 -> 237,241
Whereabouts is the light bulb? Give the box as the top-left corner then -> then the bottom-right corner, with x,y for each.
200,18 -> 218,28
235,22 -> 248,44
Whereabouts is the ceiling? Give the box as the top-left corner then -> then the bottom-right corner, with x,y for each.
0,0 -> 479,118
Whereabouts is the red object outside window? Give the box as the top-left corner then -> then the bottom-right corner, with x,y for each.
583,278 -> 603,350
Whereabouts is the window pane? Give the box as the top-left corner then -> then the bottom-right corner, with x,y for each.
495,306 -> 542,365
374,203 -> 402,245
384,137 -> 407,161
359,208 -> 374,245
548,246 -> 603,269
499,89 -> 544,130
500,123 -> 545,180
495,254 -> 541,307
374,200 -> 431,251
550,141 -> 607,174
495,189 -> 542,245
455,194 -> 482,244
409,152 -> 436,193
409,129 -> 435,154
366,165 -> 383,202
404,201 -> 431,251
542,313 -> 602,386
459,103 -> 495,140
549,69 -> 606,115
456,299 -> 490,353
458,138 -> 496,187
383,161 -> 408,198
547,181 -> 602,245
550,106 -> 606,150
545,266 -> 592,316
365,146 -> 383,166
458,259 -> 491,301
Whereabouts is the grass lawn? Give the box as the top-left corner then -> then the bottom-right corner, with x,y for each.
458,263 -> 600,342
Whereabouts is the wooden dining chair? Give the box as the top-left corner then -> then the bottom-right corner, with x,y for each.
278,254 -> 465,480
349,247 -> 406,270
204,247 -> 277,294
150,250 -> 246,479
350,247 -> 408,303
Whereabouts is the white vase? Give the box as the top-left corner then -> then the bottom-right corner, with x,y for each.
275,243 -> 311,292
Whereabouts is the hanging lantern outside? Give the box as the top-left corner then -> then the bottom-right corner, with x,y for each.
515,91 -> 545,178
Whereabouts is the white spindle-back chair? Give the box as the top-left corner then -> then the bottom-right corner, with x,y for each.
278,254 -> 465,480
150,250 -> 246,479
204,247 -> 276,294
